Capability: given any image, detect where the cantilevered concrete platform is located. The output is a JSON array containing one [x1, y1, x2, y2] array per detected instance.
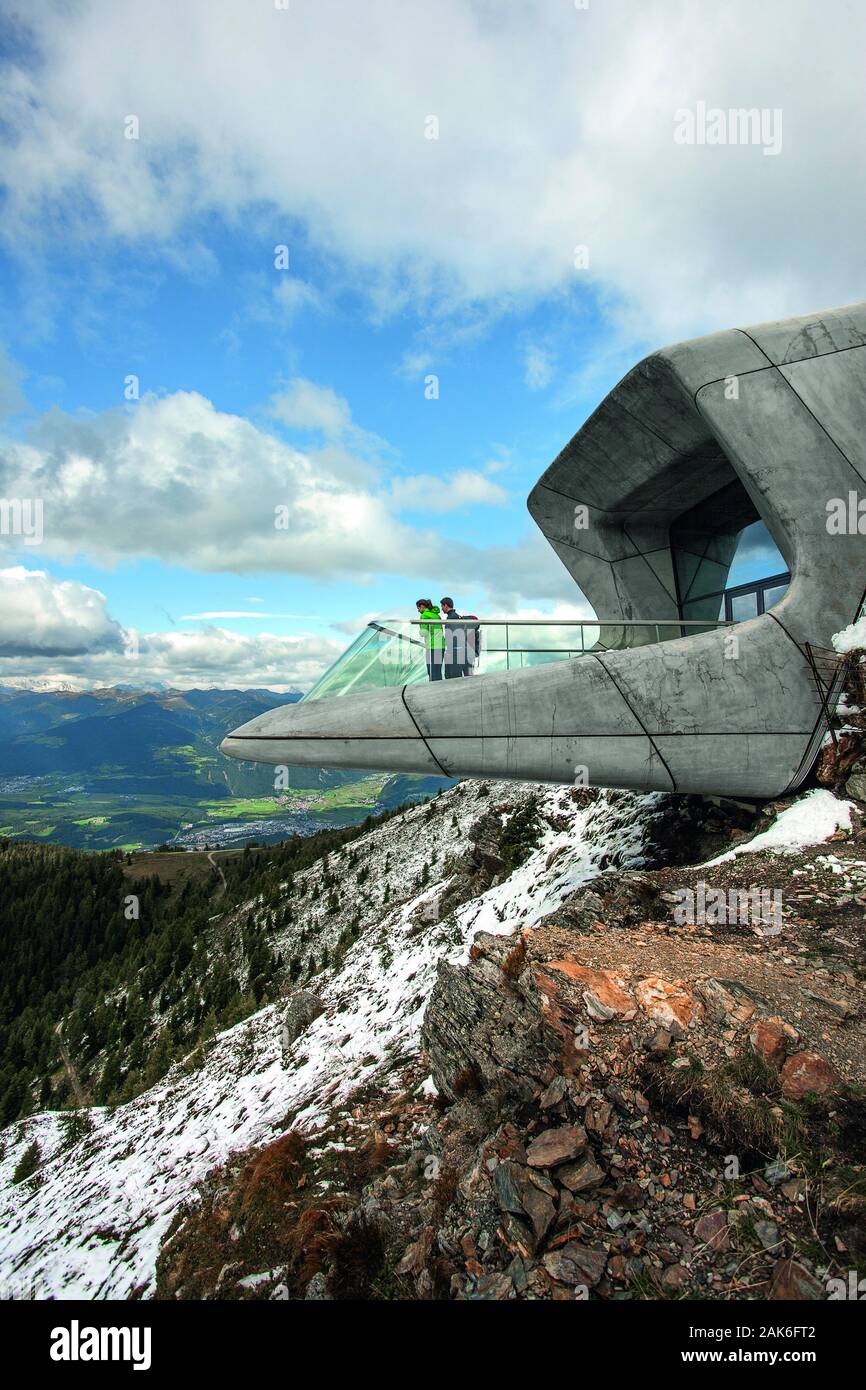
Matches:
[[222, 302, 866, 798]]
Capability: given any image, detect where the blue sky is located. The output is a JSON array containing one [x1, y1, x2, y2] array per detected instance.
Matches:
[[0, 0, 861, 689]]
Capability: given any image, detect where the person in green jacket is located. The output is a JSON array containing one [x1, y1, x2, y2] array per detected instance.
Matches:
[[415, 598, 445, 680]]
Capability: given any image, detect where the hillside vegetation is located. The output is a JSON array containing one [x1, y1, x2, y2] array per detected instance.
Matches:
[[0, 804, 413, 1125]]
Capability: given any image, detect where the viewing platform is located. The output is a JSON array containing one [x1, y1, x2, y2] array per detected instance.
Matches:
[[303, 617, 733, 702]]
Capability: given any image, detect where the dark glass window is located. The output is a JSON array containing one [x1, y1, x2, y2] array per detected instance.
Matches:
[[730, 590, 759, 622], [723, 572, 791, 622]]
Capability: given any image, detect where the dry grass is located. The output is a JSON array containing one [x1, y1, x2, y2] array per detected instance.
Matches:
[[501, 937, 527, 980]]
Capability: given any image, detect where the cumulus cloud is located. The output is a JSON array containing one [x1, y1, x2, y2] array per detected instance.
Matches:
[[0, 389, 427, 577], [266, 376, 393, 487], [389, 470, 508, 513], [0, 1, 863, 341], [126, 626, 344, 690], [0, 565, 123, 656], [0, 389, 548, 604], [0, 567, 345, 688]]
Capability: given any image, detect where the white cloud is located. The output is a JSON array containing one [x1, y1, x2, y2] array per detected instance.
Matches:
[[266, 376, 393, 488], [0, 1, 863, 341], [128, 626, 343, 690], [0, 389, 419, 577], [0, 568, 345, 688], [390, 470, 508, 513], [0, 566, 122, 657], [272, 277, 322, 318], [179, 611, 319, 620], [0, 390, 565, 608], [524, 344, 555, 391], [268, 378, 353, 436]]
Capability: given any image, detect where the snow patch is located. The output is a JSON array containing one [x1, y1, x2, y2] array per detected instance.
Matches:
[[701, 789, 855, 867], [833, 615, 866, 655]]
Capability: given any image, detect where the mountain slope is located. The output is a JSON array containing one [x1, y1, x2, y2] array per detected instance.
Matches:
[[0, 780, 668, 1298], [1, 768, 863, 1301]]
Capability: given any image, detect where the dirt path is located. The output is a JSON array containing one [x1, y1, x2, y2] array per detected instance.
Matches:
[[54, 1021, 88, 1108], [208, 851, 227, 896]]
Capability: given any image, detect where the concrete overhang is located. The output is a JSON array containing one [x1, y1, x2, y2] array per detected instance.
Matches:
[[223, 302, 866, 798]]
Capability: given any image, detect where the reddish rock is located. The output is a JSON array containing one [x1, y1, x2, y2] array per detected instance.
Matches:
[[585, 1100, 614, 1136], [546, 960, 634, 1017], [526, 1124, 588, 1168], [749, 1017, 797, 1069], [557, 1157, 606, 1193], [545, 845, 568, 870], [396, 1227, 433, 1276], [780, 1050, 838, 1101], [542, 1242, 607, 1287], [616, 1181, 644, 1211], [695, 1210, 730, 1251], [661, 1263, 690, 1291], [635, 976, 704, 1033], [471, 1270, 514, 1300], [815, 731, 860, 787]]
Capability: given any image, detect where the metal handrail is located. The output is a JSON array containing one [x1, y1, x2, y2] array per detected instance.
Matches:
[[384, 618, 732, 627], [369, 620, 425, 648]]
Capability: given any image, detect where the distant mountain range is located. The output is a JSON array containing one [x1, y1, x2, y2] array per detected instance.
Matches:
[[0, 686, 304, 791], [0, 687, 451, 848]]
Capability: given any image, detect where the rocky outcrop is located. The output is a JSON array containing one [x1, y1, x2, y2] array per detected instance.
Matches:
[[409, 884, 865, 1300], [152, 777, 866, 1303], [816, 647, 866, 802], [279, 990, 324, 1062]]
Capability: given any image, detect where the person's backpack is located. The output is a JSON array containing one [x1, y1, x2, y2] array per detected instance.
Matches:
[[457, 613, 481, 664]]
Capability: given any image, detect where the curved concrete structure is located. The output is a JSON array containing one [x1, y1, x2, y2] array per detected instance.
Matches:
[[222, 302, 866, 798]]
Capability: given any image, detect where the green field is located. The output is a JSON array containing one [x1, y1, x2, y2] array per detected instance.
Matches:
[[0, 773, 392, 850]]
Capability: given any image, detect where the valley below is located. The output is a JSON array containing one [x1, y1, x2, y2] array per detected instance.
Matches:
[[0, 687, 449, 850], [0, 770, 405, 850]]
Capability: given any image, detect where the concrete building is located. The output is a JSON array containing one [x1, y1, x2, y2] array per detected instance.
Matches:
[[222, 302, 866, 798]]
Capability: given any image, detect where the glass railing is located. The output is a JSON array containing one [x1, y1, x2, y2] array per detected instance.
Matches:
[[302, 617, 731, 703]]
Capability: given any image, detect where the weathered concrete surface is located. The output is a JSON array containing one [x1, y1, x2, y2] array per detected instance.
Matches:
[[223, 302, 866, 798]]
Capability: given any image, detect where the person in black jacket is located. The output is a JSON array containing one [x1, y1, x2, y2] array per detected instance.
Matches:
[[440, 597, 476, 678]]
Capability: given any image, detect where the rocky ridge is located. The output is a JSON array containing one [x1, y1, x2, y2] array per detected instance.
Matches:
[[157, 788, 866, 1301]]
